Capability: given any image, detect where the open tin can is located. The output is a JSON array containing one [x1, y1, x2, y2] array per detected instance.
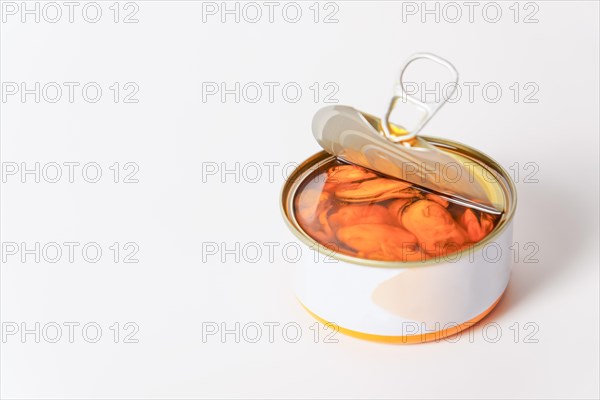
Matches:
[[280, 54, 517, 343]]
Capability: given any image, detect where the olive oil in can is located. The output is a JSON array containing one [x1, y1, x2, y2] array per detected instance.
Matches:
[[280, 54, 517, 343]]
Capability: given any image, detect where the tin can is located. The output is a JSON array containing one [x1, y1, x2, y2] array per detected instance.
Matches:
[[281, 136, 517, 344]]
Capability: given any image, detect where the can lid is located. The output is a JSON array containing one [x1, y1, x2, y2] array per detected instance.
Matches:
[[312, 53, 500, 214]]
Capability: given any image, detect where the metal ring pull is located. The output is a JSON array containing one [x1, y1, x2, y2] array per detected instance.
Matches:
[[383, 53, 459, 143]]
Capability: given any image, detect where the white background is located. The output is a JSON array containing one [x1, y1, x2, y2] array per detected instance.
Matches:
[[1, 1, 599, 399]]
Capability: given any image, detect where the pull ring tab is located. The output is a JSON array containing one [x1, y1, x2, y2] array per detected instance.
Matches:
[[383, 53, 459, 143]]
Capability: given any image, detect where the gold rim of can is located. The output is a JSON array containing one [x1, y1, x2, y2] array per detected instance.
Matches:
[[280, 135, 518, 269]]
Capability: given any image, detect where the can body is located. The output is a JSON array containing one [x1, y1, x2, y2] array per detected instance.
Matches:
[[281, 139, 517, 343]]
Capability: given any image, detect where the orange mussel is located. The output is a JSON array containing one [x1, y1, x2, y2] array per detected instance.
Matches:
[[401, 200, 466, 256], [328, 204, 394, 231], [459, 208, 496, 242]]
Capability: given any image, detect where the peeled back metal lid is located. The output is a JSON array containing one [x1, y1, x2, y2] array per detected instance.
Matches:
[[312, 53, 500, 215]]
